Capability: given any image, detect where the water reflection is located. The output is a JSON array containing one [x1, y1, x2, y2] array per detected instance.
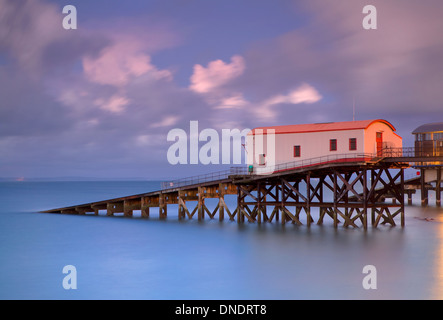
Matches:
[[429, 206, 443, 299]]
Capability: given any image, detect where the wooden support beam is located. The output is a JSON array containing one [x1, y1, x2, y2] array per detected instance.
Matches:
[[189, 204, 198, 219], [282, 178, 307, 203], [241, 207, 255, 223], [141, 197, 150, 218], [219, 197, 235, 220], [123, 200, 133, 217], [198, 187, 205, 221], [335, 208, 359, 228], [106, 202, 124, 216], [406, 190, 414, 205], [91, 204, 106, 215], [336, 171, 364, 202], [384, 169, 403, 203], [237, 186, 242, 224], [281, 207, 302, 226], [159, 193, 167, 219], [372, 207, 397, 227], [318, 207, 340, 225], [362, 168, 368, 230], [280, 179, 285, 225], [400, 168, 405, 227], [219, 183, 226, 221], [309, 176, 323, 203], [257, 182, 262, 224], [163, 193, 178, 205], [202, 203, 216, 219], [178, 191, 186, 220], [333, 171, 338, 228], [267, 206, 276, 222], [380, 207, 396, 226], [75, 207, 88, 215], [437, 167, 442, 207], [420, 168, 428, 207], [306, 173, 311, 227], [61, 209, 77, 214], [238, 184, 258, 202], [261, 185, 268, 221], [106, 203, 114, 216], [262, 184, 278, 202]]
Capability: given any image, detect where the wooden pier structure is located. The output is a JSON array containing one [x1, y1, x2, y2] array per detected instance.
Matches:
[[41, 148, 443, 229]]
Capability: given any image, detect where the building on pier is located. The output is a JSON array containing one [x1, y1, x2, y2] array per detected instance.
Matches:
[[412, 122, 443, 161], [247, 119, 402, 172], [412, 122, 443, 206]]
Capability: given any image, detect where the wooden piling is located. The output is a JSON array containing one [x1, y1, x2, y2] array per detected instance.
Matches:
[[421, 169, 428, 206], [141, 197, 150, 218], [437, 167, 442, 207]]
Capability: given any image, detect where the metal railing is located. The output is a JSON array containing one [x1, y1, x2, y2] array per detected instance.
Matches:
[[252, 153, 374, 175], [160, 147, 443, 190], [379, 147, 443, 158], [161, 153, 374, 190], [161, 166, 248, 190]]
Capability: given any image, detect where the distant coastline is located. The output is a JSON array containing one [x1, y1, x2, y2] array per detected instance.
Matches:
[[0, 177, 162, 182]]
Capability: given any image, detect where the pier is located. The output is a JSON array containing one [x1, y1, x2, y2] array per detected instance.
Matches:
[[41, 147, 443, 229]]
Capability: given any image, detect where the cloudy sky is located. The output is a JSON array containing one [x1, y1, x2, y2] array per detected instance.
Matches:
[[1, 0, 442, 180]]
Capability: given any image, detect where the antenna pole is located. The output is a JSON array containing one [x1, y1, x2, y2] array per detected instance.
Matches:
[[353, 96, 355, 121]]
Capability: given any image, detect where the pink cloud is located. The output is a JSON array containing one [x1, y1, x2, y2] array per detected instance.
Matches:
[[189, 55, 245, 94], [150, 115, 179, 128], [82, 37, 172, 87], [214, 94, 249, 109], [255, 83, 322, 121], [94, 94, 130, 113]]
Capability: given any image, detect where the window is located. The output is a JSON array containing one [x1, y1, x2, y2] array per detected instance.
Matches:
[[418, 133, 432, 141], [294, 145, 301, 157], [258, 154, 266, 165], [330, 139, 337, 151], [349, 138, 357, 151], [435, 132, 443, 141]]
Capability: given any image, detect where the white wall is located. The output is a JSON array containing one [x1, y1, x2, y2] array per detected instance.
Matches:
[[248, 129, 365, 168], [248, 121, 403, 170], [274, 129, 365, 164]]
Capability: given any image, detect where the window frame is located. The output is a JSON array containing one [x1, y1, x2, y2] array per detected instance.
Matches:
[[294, 145, 301, 157], [349, 138, 357, 151], [329, 139, 337, 151]]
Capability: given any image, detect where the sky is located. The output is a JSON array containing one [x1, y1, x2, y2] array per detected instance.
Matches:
[[0, 0, 442, 180]]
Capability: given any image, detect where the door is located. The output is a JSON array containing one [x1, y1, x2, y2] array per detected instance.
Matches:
[[376, 132, 383, 156]]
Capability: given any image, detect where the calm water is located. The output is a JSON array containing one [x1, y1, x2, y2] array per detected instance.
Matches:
[[1, 180, 443, 300]]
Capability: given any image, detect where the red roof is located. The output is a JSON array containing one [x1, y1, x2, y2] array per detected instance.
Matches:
[[249, 119, 396, 135]]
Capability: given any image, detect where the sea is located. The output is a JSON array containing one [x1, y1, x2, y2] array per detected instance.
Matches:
[[1, 180, 443, 300]]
